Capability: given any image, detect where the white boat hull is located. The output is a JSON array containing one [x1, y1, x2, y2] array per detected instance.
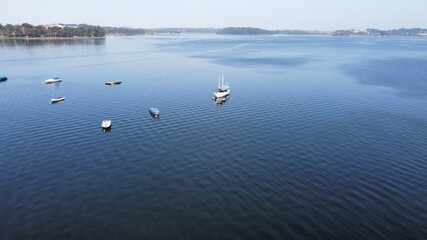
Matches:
[[102, 120, 112, 129], [43, 79, 62, 84], [214, 89, 230, 98], [50, 97, 65, 103]]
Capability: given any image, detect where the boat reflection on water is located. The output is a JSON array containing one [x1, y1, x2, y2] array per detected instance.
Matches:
[[214, 96, 228, 105], [213, 96, 229, 111], [102, 128, 111, 133], [43, 82, 61, 88]]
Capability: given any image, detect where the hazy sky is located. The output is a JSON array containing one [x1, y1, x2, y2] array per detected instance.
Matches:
[[1, 0, 426, 30]]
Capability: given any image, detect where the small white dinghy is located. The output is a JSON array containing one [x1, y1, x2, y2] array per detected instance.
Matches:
[[149, 107, 160, 118], [102, 120, 112, 129], [50, 97, 65, 104], [43, 77, 62, 84]]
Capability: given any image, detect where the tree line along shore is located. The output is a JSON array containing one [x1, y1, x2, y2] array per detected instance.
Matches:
[[1, 24, 426, 38], [0, 23, 105, 39]]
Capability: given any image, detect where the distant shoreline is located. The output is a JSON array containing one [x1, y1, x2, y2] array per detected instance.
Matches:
[[2, 23, 426, 37], [0, 36, 105, 40]]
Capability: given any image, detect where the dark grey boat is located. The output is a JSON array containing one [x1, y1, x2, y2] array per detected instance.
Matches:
[[149, 107, 160, 118]]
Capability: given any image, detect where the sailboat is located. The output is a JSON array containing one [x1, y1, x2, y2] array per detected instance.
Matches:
[[213, 75, 230, 99]]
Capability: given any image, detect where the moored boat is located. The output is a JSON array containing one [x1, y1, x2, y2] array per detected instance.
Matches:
[[50, 97, 65, 104], [102, 120, 112, 129], [149, 107, 160, 118], [105, 81, 122, 85], [43, 77, 62, 84], [213, 75, 229, 99]]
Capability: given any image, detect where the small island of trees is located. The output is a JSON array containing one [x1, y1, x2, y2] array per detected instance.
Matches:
[[217, 27, 273, 35], [0, 23, 105, 38]]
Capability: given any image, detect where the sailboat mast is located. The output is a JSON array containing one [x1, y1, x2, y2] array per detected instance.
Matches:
[[221, 75, 224, 87]]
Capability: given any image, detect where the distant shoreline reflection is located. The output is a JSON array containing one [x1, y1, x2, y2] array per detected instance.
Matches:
[[0, 38, 106, 47]]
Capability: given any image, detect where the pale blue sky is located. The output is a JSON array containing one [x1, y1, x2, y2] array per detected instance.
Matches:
[[1, 0, 426, 30]]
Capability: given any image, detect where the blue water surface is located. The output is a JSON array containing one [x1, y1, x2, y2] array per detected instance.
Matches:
[[0, 35, 426, 239]]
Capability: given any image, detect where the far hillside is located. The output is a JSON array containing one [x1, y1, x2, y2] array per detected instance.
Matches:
[[217, 27, 273, 35]]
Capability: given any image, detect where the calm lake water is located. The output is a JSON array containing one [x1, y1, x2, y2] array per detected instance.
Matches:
[[0, 35, 426, 239]]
